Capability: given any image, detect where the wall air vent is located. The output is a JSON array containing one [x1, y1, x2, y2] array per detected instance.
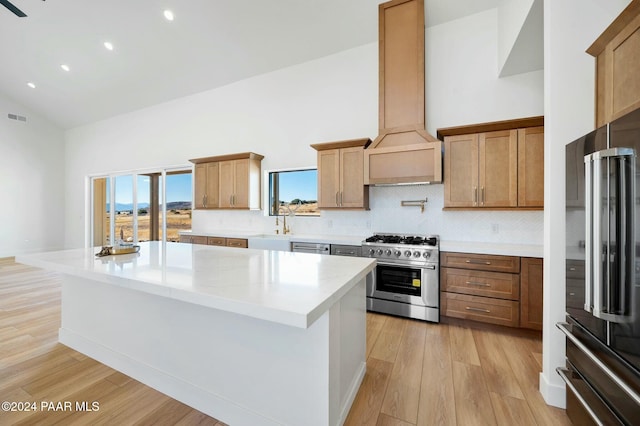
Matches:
[[7, 113, 27, 122]]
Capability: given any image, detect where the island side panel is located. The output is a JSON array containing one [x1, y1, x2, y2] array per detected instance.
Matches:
[[58, 274, 366, 426]]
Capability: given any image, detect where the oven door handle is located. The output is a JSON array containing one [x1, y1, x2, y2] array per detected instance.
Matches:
[[425, 265, 436, 270]]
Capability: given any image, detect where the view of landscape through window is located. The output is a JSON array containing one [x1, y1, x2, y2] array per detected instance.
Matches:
[[269, 169, 319, 216], [98, 171, 192, 245]]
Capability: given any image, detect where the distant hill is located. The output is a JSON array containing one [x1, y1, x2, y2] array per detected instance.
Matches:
[[107, 201, 191, 212]]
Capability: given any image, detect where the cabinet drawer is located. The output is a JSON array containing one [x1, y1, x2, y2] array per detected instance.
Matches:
[[566, 260, 584, 279], [440, 252, 520, 273], [441, 267, 519, 300], [190, 236, 207, 245], [441, 292, 519, 327], [226, 238, 248, 248], [207, 237, 226, 246]]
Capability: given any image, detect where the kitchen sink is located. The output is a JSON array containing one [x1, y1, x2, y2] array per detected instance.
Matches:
[[247, 234, 292, 251]]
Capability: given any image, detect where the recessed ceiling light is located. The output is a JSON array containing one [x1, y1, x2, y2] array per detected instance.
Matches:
[[27, 82, 36, 89], [163, 10, 174, 21], [61, 64, 70, 72], [104, 41, 114, 51]]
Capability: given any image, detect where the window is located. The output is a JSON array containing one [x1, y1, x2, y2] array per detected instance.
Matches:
[[91, 168, 192, 246], [268, 169, 319, 216]]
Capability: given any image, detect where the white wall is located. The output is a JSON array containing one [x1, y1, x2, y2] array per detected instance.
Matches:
[[541, 0, 631, 408], [65, 8, 544, 249], [0, 93, 65, 257]]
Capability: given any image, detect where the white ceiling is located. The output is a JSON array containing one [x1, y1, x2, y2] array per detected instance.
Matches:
[[0, 0, 499, 129]]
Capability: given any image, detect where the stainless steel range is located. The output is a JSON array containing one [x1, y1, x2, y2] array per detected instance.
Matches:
[[362, 233, 439, 322]]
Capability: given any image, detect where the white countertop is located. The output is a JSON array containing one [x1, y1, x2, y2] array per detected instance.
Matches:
[[440, 240, 543, 258], [181, 230, 367, 246], [16, 242, 376, 329]]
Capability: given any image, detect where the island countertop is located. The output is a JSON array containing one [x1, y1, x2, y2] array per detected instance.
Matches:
[[16, 241, 376, 329]]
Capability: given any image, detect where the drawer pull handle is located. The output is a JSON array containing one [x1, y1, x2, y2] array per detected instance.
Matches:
[[569, 267, 576, 271], [465, 306, 490, 313], [466, 281, 490, 287], [466, 259, 491, 265]]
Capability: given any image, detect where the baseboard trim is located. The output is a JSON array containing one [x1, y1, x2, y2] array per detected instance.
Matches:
[[539, 371, 566, 408]]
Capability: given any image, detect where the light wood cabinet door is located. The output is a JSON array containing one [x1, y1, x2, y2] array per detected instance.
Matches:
[[233, 159, 250, 208], [219, 160, 235, 209], [518, 127, 544, 207], [588, 4, 640, 126], [194, 164, 207, 209], [193, 162, 219, 209], [317, 149, 340, 208], [340, 147, 366, 208], [479, 130, 518, 207], [520, 257, 543, 330], [444, 134, 479, 207]]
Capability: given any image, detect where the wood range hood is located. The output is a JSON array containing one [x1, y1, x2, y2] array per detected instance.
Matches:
[[364, 0, 443, 185]]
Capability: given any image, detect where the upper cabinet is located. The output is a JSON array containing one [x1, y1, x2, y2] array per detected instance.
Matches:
[[190, 152, 263, 210], [587, 1, 640, 127], [438, 117, 544, 209], [311, 138, 371, 210], [364, 0, 443, 185]]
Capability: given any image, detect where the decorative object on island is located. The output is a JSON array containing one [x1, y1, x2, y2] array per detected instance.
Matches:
[[438, 116, 544, 209], [189, 152, 263, 210], [587, 0, 640, 127], [363, 0, 443, 185], [311, 138, 371, 210], [440, 251, 543, 329]]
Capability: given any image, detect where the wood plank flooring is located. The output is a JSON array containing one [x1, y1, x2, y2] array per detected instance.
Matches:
[[0, 258, 571, 425]]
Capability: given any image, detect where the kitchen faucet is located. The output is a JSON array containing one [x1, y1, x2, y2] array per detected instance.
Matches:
[[275, 207, 291, 235]]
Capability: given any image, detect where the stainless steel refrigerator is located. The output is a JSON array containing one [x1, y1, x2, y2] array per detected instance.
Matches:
[[562, 107, 640, 424]]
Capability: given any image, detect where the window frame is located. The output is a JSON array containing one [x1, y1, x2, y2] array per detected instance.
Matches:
[[87, 165, 192, 247], [264, 167, 320, 217]]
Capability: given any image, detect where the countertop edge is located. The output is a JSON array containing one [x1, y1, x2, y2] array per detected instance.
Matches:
[[16, 246, 376, 329]]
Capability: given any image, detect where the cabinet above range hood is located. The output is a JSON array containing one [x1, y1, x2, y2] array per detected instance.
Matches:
[[364, 0, 442, 186]]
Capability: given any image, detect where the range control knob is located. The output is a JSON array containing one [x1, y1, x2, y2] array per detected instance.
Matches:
[[394, 250, 402, 257], [404, 250, 412, 258], [377, 249, 384, 255], [413, 251, 421, 258], [369, 249, 375, 256], [385, 249, 392, 256], [423, 252, 431, 259]]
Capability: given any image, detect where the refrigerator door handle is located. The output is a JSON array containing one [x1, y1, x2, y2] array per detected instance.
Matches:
[[557, 322, 640, 406], [584, 151, 602, 312], [585, 148, 636, 322]]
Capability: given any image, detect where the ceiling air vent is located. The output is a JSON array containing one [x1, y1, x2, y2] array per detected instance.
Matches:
[[7, 113, 27, 122]]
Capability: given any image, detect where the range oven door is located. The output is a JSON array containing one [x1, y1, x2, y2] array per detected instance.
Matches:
[[367, 262, 438, 308]]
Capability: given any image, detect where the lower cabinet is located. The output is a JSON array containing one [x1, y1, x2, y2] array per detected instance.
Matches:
[[441, 251, 543, 329], [179, 235, 207, 245], [180, 234, 247, 248], [520, 257, 543, 330]]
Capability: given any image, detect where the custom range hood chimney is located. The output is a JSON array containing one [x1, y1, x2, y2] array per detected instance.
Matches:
[[364, 0, 442, 185]]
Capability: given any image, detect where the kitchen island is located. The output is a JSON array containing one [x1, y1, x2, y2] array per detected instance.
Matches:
[[16, 242, 376, 426]]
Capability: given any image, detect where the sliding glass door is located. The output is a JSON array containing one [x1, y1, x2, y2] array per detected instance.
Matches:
[[90, 168, 192, 247]]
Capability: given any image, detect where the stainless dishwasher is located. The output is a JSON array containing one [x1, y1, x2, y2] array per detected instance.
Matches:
[[291, 242, 330, 254], [330, 244, 362, 257]]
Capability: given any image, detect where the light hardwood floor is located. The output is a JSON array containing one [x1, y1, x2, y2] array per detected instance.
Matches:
[[0, 259, 571, 425]]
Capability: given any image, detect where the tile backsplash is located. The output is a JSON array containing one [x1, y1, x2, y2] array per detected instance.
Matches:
[[192, 184, 543, 245]]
